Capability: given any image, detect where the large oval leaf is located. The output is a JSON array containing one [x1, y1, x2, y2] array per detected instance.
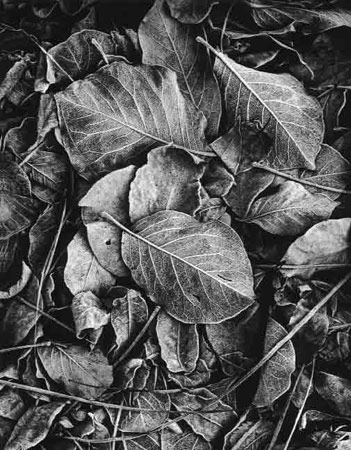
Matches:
[[120, 210, 255, 324], [209, 43, 324, 170], [139, 0, 221, 137], [55, 61, 211, 181]]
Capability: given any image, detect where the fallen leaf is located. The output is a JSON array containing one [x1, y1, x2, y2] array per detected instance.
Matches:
[[139, 0, 221, 137], [161, 427, 211, 449], [55, 61, 211, 181], [156, 310, 199, 373], [224, 419, 274, 450], [121, 210, 255, 324], [111, 288, 149, 357], [212, 45, 324, 170], [38, 344, 113, 400], [206, 304, 261, 377], [72, 291, 110, 345], [171, 388, 235, 442], [28, 203, 62, 277], [315, 372, 351, 417], [280, 218, 351, 279], [166, 0, 218, 23], [241, 180, 338, 236], [0, 388, 25, 421], [129, 146, 205, 224], [0, 235, 18, 274], [0, 158, 36, 239], [0, 262, 32, 300], [64, 229, 116, 296], [202, 159, 235, 198], [4, 402, 65, 450], [254, 317, 296, 407]]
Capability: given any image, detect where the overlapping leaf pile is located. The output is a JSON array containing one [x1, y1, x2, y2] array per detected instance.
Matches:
[[1, 0, 351, 448]]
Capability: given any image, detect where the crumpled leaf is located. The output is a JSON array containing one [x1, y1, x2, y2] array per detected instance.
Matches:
[[47, 30, 126, 86], [201, 159, 235, 198], [38, 344, 113, 400], [129, 146, 205, 224], [139, 0, 221, 137], [0, 158, 36, 239], [171, 388, 235, 442], [166, 0, 218, 24], [280, 218, 351, 279], [241, 180, 338, 236], [64, 229, 116, 296], [315, 372, 351, 417], [4, 402, 65, 450], [0, 388, 25, 421], [161, 427, 211, 449], [169, 334, 217, 389], [206, 304, 261, 377], [120, 365, 170, 433], [121, 210, 255, 324], [111, 288, 149, 357], [213, 46, 324, 170], [156, 310, 199, 373], [55, 61, 211, 181], [72, 291, 110, 345], [223, 419, 274, 450], [0, 262, 31, 300], [254, 317, 296, 407]]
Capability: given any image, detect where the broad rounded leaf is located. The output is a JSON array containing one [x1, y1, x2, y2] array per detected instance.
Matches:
[[242, 181, 337, 236], [224, 419, 274, 450], [280, 218, 351, 279], [4, 402, 65, 450], [121, 210, 255, 324], [139, 0, 221, 137], [213, 49, 324, 170], [156, 310, 199, 373], [315, 372, 351, 417], [64, 230, 116, 296], [55, 61, 210, 180], [254, 318, 296, 407], [38, 344, 113, 400], [162, 428, 211, 449], [129, 147, 205, 223]]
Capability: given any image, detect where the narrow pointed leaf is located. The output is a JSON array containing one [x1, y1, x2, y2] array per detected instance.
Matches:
[[254, 318, 296, 407], [121, 210, 255, 324]]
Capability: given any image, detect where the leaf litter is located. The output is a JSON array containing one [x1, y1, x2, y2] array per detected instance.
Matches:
[[1, 0, 351, 448]]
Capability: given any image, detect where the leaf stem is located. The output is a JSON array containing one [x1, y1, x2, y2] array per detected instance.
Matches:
[[0, 342, 52, 355], [113, 305, 161, 367], [251, 162, 351, 195], [223, 272, 351, 397]]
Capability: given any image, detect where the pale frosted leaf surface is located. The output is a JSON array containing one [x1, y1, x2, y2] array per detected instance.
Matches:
[[156, 310, 199, 373], [38, 344, 113, 400], [166, 0, 217, 23], [72, 291, 110, 344], [172, 388, 235, 442], [0, 388, 25, 421], [139, 0, 221, 137], [280, 218, 351, 279], [161, 428, 211, 449], [254, 318, 296, 407], [121, 210, 255, 324], [315, 372, 351, 417], [242, 180, 338, 236], [129, 147, 205, 224], [64, 229, 116, 296], [224, 419, 274, 450], [0, 160, 36, 239], [4, 402, 65, 450], [214, 52, 324, 170], [55, 61, 210, 180], [111, 288, 149, 355]]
